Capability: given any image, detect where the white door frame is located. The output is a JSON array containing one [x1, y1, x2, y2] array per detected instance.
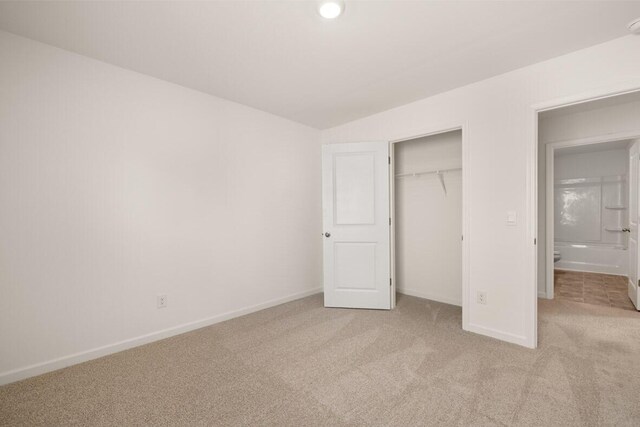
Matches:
[[529, 84, 640, 348], [544, 131, 640, 299], [388, 122, 470, 330]]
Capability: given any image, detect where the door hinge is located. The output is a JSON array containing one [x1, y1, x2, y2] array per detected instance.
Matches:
[[389, 217, 391, 226], [388, 156, 391, 165], [461, 235, 463, 241], [534, 238, 537, 245], [390, 278, 392, 287]]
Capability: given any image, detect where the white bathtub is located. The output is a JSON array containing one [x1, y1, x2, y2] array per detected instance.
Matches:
[[554, 242, 628, 276]]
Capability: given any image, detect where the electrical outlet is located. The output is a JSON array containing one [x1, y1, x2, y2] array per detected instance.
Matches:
[[157, 294, 167, 309], [477, 291, 487, 305]]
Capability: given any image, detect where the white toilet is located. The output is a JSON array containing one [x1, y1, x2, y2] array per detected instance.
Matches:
[[554, 250, 561, 263]]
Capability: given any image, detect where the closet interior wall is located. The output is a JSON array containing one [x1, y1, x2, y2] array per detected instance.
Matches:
[[394, 130, 463, 306]]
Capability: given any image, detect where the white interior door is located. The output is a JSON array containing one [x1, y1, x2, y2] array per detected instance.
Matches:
[[322, 142, 391, 309], [628, 140, 640, 310]]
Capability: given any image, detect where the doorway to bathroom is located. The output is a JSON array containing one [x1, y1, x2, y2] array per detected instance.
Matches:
[[391, 129, 463, 309], [537, 90, 640, 311]]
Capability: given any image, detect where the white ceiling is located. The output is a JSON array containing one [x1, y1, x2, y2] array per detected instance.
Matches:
[[1, 1, 639, 129]]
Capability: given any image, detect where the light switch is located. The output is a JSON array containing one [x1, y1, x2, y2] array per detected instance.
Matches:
[[506, 211, 517, 226]]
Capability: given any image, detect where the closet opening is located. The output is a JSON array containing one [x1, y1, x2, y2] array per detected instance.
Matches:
[[391, 129, 463, 311]]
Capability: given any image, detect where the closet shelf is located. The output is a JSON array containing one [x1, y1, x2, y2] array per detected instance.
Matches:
[[605, 205, 627, 210], [394, 166, 461, 179], [394, 167, 461, 196]]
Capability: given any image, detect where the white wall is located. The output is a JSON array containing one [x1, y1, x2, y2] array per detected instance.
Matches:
[[0, 31, 321, 384], [394, 131, 462, 306], [555, 148, 628, 180], [538, 100, 640, 296], [321, 35, 640, 348], [540, 100, 640, 143]]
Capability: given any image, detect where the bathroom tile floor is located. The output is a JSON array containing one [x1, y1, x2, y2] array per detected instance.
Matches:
[[554, 270, 637, 311]]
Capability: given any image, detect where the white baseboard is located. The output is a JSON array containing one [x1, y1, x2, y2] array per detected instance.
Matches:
[[465, 322, 531, 348], [538, 291, 549, 299], [398, 289, 532, 348], [397, 288, 462, 307], [0, 287, 322, 386]]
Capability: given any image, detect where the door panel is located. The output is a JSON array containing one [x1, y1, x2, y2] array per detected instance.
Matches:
[[322, 142, 391, 309], [334, 153, 376, 224], [334, 243, 377, 290]]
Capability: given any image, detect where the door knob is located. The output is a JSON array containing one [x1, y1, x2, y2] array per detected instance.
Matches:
[[324, 232, 331, 238]]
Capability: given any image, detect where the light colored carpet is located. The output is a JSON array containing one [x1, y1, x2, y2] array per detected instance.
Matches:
[[1, 293, 640, 426]]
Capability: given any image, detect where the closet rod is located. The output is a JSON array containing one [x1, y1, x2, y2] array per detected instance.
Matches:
[[395, 166, 462, 178]]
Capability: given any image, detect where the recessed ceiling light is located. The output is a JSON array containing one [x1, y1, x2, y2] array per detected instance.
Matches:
[[318, 1, 344, 19], [628, 17, 640, 35]]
